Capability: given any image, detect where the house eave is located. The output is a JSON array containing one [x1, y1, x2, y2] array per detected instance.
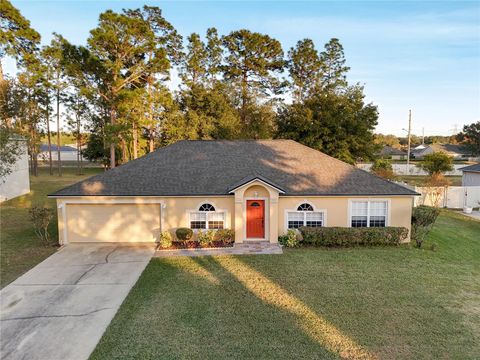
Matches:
[[48, 192, 419, 198]]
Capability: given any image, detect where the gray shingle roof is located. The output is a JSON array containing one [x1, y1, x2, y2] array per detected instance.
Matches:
[[40, 144, 77, 152], [379, 146, 406, 156], [50, 140, 418, 197], [460, 163, 480, 173]]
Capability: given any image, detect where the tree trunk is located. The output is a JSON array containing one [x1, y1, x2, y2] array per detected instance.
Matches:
[[241, 70, 248, 126], [56, 87, 62, 177], [46, 97, 53, 175], [121, 137, 127, 163], [109, 107, 116, 168], [33, 151, 38, 177], [132, 122, 138, 159], [30, 127, 38, 177], [147, 57, 155, 153], [149, 133, 154, 153], [76, 113, 81, 175]]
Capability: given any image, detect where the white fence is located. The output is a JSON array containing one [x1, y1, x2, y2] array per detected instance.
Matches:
[[413, 186, 480, 208], [357, 163, 465, 176]]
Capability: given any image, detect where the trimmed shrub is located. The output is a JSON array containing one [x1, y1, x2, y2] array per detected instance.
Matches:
[[175, 227, 193, 242], [278, 229, 299, 248], [159, 231, 173, 248], [411, 206, 440, 248], [198, 230, 215, 246], [299, 226, 408, 247], [215, 229, 235, 244]]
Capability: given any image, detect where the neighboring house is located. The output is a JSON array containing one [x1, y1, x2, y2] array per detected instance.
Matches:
[[459, 163, 480, 186], [411, 144, 471, 160], [49, 140, 418, 245], [0, 139, 30, 202], [378, 145, 407, 160], [39, 144, 88, 162]]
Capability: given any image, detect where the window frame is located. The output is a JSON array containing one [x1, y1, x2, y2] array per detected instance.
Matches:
[[348, 199, 390, 228], [188, 202, 227, 230], [284, 202, 327, 231]]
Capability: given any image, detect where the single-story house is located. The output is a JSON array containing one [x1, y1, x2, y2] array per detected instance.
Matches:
[[49, 140, 418, 245], [39, 144, 88, 162], [378, 145, 407, 160], [459, 163, 480, 186], [411, 144, 471, 160], [0, 138, 30, 202]]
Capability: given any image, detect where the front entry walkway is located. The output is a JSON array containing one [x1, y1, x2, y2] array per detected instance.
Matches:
[[155, 241, 283, 257], [0, 244, 155, 360]]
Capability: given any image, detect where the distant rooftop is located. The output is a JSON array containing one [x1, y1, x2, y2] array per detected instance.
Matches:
[[459, 163, 480, 173], [40, 144, 77, 152]]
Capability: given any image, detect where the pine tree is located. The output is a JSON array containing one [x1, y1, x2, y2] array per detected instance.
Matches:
[[319, 38, 350, 91], [287, 39, 321, 102], [222, 29, 285, 137]]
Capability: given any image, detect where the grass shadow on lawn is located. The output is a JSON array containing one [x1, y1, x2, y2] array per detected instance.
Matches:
[[90, 211, 480, 360], [238, 211, 480, 359], [91, 255, 347, 360]]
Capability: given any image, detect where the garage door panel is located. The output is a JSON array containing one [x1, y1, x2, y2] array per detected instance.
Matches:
[[66, 204, 160, 243]]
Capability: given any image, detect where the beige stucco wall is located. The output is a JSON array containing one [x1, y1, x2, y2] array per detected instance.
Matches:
[[278, 196, 413, 240], [56, 197, 235, 244], [55, 193, 413, 244]]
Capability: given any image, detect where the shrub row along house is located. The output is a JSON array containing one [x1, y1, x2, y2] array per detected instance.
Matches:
[[49, 140, 418, 244]]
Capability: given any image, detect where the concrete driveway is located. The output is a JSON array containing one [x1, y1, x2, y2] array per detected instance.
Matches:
[[0, 244, 155, 360]]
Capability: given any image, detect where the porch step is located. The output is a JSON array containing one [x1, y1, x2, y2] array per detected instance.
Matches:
[[154, 242, 282, 257], [234, 242, 283, 254]]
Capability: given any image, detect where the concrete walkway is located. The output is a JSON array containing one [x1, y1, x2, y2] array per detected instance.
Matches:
[[155, 241, 283, 257], [461, 210, 480, 221], [0, 244, 155, 360]]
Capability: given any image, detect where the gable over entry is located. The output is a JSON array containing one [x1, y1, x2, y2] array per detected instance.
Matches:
[[230, 177, 281, 244]]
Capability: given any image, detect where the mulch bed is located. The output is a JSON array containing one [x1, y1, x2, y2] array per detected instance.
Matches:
[[158, 241, 234, 250]]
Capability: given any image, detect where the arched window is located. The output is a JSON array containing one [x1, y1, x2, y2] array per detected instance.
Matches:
[[250, 202, 261, 207], [287, 203, 324, 229], [199, 203, 215, 212], [190, 203, 225, 230], [297, 203, 314, 211]]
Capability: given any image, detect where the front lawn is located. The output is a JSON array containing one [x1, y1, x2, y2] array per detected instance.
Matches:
[[91, 210, 480, 359], [0, 167, 102, 287]]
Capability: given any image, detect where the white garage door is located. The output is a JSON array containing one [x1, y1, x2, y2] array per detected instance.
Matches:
[[65, 203, 161, 243]]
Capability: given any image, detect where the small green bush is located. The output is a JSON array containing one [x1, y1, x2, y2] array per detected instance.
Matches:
[[175, 227, 193, 242], [198, 230, 215, 246], [299, 226, 408, 247], [159, 231, 173, 248], [411, 205, 440, 248], [278, 229, 299, 248], [215, 229, 235, 244], [29, 205, 54, 246]]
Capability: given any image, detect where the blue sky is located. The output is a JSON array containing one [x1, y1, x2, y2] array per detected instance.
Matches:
[[6, 0, 480, 136]]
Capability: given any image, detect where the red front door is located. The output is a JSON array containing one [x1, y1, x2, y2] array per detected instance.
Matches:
[[246, 200, 265, 238]]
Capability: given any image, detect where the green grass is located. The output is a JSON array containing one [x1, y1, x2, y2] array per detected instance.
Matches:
[[0, 167, 102, 287], [91, 210, 480, 360]]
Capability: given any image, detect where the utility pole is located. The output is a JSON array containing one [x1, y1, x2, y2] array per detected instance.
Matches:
[[406, 110, 412, 174], [422, 127, 425, 145]]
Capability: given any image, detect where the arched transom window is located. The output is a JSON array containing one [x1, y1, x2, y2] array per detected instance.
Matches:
[[199, 203, 215, 212], [297, 203, 314, 211], [190, 203, 225, 230], [287, 203, 324, 229]]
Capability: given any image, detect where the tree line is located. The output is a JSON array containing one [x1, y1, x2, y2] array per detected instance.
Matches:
[[375, 125, 480, 154], [1, 1, 395, 177]]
